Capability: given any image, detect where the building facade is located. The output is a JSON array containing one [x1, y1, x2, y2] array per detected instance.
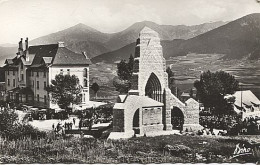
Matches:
[[4, 38, 91, 109]]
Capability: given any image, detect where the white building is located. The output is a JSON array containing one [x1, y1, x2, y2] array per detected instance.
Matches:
[[231, 90, 260, 119], [3, 38, 91, 110]]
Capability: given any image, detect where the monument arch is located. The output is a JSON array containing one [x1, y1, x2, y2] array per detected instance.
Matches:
[[171, 107, 184, 130], [145, 72, 162, 102]]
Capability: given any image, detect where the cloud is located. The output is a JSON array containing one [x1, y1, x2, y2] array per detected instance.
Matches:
[[0, 0, 259, 44]]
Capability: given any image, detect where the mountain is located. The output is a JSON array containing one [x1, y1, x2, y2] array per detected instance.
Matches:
[[165, 13, 260, 60], [29, 21, 226, 59], [106, 21, 227, 50], [0, 46, 17, 66], [30, 23, 111, 58], [93, 13, 260, 63]]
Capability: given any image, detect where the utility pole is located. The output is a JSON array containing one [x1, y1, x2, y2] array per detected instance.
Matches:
[[240, 83, 243, 110]]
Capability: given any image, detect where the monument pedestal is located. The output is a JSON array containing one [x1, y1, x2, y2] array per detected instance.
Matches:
[[183, 124, 203, 132], [164, 124, 173, 131], [108, 130, 135, 140]]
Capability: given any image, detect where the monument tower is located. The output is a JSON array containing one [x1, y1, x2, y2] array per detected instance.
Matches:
[[109, 27, 201, 139]]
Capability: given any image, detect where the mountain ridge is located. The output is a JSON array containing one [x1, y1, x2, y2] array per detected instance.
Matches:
[[28, 20, 227, 58], [92, 13, 260, 63]]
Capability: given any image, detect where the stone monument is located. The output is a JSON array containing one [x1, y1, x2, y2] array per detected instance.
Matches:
[[108, 27, 202, 139]]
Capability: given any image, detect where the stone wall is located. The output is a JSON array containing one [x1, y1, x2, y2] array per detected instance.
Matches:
[[112, 109, 125, 132]]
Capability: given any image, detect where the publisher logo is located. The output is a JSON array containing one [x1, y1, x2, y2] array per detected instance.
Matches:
[[232, 143, 253, 158]]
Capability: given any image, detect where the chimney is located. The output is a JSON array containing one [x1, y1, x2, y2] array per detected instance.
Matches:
[[19, 38, 23, 51], [25, 37, 28, 50], [82, 51, 89, 59], [58, 42, 65, 48]]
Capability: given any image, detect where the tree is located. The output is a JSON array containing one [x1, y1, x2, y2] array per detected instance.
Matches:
[[194, 70, 239, 115], [0, 108, 46, 139], [113, 54, 134, 93], [113, 77, 131, 94], [47, 74, 82, 110], [0, 108, 18, 134], [166, 67, 178, 96], [91, 82, 100, 98]]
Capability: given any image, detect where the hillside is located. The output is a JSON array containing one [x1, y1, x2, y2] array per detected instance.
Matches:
[[106, 21, 227, 50], [27, 21, 226, 59], [166, 13, 260, 60], [93, 13, 260, 63], [30, 23, 111, 58]]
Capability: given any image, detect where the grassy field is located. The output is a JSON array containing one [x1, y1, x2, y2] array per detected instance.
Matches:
[[0, 134, 259, 163]]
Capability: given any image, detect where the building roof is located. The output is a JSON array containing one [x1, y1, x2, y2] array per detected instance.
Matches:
[[29, 44, 58, 67], [4, 43, 92, 69], [185, 98, 199, 105], [114, 95, 164, 110], [5, 59, 13, 65], [181, 92, 190, 97], [233, 90, 260, 107], [52, 47, 91, 66], [42, 57, 53, 64]]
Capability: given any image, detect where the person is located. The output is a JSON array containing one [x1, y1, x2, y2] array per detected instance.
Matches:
[[64, 122, 67, 130], [73, 118, 76, 125], [69, 122, 72, 130], [79, 119, 82, 130]]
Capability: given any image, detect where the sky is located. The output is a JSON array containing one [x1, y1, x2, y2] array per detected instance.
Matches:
[[0, 0, 259, 44]]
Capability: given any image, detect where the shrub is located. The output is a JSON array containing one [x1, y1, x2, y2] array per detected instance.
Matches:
[[0, 108, 46, 140]]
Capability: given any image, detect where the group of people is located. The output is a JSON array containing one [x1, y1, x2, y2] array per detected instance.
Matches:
[[52, 118, 77, 134], [64, 122, 73, 130]]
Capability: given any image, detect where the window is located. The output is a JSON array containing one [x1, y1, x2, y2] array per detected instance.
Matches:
[[60, 69, 63, 75], [21, 63, 23, 69], [37, 81, 39, 90], [67, 69, 70, 75], [36, 71, 39, 77], [44, 95, 47, 104], [44, 82, 46, 90], [31, 71, 34, 76], [13, 79, 15, 87], [7, 79, 10, 86], [37, 94, 39, 102], [7, 70, 9, 75], [21, 74, 24, 81], [13, 71, 15, 76], [43, 71, 46, 77], [32, 80, 34, 88]]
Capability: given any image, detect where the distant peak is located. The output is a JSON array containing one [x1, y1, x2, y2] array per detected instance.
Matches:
[[75, 23, 86, 27], [70, 23, 100, 33]]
